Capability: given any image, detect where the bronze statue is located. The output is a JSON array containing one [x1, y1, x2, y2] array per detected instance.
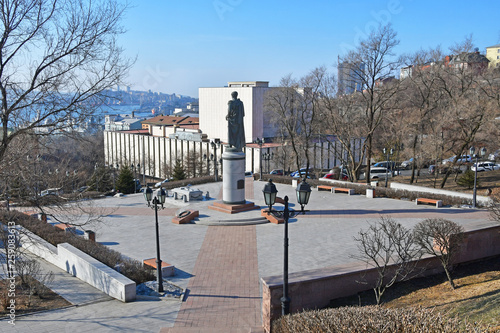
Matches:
[[226, 91, 245, 151]]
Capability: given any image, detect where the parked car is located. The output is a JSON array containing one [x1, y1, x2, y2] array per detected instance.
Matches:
[[322, 173, 348, 180], [442, 155, 472, 165], [270, 169, 283, 176], [373, 161, 397, 170], [400, 158, 414, 170], [428, 165, 436, 174], [292, 171, 315, 179], [290, 167, 314, 178], [245, 171, 253, 177], [471, 161, 500, 172], [364, 167, 392, 180], [40, 188, 63, 196]]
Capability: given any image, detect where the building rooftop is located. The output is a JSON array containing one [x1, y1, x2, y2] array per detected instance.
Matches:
[[141, 115, 199, 127], [227, 81, 269, 88]]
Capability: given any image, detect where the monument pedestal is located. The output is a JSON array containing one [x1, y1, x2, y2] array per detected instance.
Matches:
[[208, 201, 260, 214], [207, 147, 259, 214], [222, 149, 246, 204]]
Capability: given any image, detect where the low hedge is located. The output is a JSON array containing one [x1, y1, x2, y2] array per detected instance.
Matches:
[[272, 306, 485, 333], [1, 210, 155, 284]]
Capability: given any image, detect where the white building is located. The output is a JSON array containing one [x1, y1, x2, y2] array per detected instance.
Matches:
[[104, 80, 361, 182], [105, 114, 145, 131], [199, 81, 274, 144]]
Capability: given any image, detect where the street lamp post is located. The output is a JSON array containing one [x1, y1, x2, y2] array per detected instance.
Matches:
[[210, 140, 220, 181], [262, 178, 311, 315], [470, 147, 487, 208], [383, 148, 394, 188], [144, 186, 167, 293], [255, 138, 264, 180], [262, 151, 273, 174], [94, 163, 99, 192]]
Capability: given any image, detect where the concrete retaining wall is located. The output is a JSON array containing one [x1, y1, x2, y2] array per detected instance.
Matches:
[[18, 226, 136, 302], [261, 225, 500, 332], [390, 182, 492, 206], [58, 244, 136, 302]]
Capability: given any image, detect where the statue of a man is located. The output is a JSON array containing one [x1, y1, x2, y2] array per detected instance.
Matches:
[[226, 91, 245, 151]]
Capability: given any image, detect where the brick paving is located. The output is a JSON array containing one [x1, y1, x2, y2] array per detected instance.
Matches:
[[162, 225, 262, 332], [5, 180, 494, 333], [160, 178, 263, 333]]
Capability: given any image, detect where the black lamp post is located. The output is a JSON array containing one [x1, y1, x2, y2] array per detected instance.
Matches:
[[383, 148, 394, 188], [255, 138, 264, 180], [262, 151, 273, 174], [144, 186, 167, 292], [94, 163, 99, 192], [262, 179, 277, 214], [470, 146, 486, 208], [262, 178, 311, 315], [210, 140, 220, 181]]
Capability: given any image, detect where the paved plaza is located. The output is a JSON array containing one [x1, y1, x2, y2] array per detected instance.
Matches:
[[1, 179, 494, 332]]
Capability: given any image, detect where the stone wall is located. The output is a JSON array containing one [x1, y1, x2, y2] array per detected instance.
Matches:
[[19, 226, 136, 302], [390, 182, 492, 206], [260, 224, 500, 332]]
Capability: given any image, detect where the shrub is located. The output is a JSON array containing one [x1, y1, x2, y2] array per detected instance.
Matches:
[[272, 306, 485, 333], [456, 169, 476, 189], [115, 166, 135, 194], [0, 211, 154, 284]]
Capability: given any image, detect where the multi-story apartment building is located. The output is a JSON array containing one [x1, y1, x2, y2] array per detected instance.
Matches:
[[337, 61, 365, 95], [486, 44, 500, 68]]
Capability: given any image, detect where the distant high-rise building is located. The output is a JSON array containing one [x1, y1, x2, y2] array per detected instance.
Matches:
[[337, 60, 364, 95]]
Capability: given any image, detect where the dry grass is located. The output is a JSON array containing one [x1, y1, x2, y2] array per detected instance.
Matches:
[[329, 256, 500, 331], [0, 277, 71, 316]]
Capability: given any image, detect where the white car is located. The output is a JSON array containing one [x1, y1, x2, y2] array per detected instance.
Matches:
[[364, 167, 392, 179], [471, 162, 500, 172]]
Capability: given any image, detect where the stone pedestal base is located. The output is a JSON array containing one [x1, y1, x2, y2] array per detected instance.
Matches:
[[208, 201, 260, 214], [222, 149, 246, 204]]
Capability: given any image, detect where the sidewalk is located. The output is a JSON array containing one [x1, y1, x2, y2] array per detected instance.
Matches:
[[1, 179, 493, 332]]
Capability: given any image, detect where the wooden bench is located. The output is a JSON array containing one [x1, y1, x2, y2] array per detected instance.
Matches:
[[317, 185, 334, 191], [416, 198, 442, 208], [333, 187, 355, 195], [171, 210, 199, 224], [54, 223, 76, 233], [143, 258, 175, 277], [261, 209, 284, 224]]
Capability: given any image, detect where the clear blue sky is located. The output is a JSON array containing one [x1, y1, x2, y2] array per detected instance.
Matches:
[[119, 0, 500, 97]]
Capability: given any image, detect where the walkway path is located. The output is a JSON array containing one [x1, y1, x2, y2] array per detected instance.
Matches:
[[162, 178, 263, 333], [2, 180, 494, 332]]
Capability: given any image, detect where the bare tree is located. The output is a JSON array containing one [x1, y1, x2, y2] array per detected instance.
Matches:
[[0, 0, 132, 164], [398, 47, 445, 184], [265, 68, 325, 177], [352, 216, 420, 304], [335, 24, 401, 183], [15, 254, 54, 306], [413, 218, 465, 289], [319, 73, 368, 181]]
